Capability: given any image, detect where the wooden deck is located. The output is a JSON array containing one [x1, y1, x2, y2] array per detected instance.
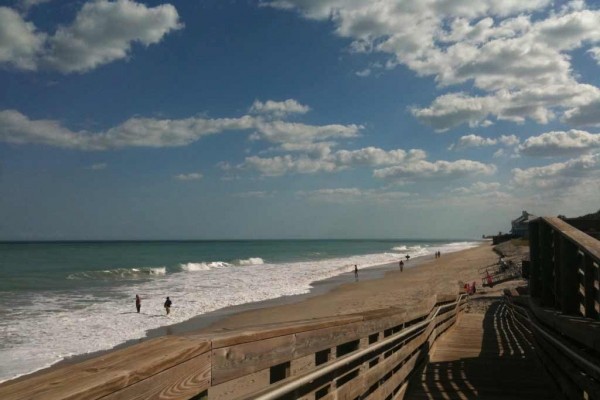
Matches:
[[405, 300, 560, 400]]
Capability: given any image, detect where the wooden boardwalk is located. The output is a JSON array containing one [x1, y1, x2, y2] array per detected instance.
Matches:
[[405, 300, 560, 399]]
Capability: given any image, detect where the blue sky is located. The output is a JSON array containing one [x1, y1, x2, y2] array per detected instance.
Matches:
[[1, 0, 599, 240]]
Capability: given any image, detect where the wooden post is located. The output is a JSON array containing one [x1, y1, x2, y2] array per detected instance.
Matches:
[[554, 230, 562, 311], [559, 238, 580, 316], [540, 222, 555, 307], [583, 255, 599, 320], [529, 220, 541, 298]]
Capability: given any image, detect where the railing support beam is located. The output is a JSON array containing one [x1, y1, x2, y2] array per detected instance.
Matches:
[[559, 237, 580, 316]]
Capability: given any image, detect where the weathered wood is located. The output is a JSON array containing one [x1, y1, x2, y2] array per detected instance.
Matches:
[[540, 222, 556, 307], [0, 337, 210, 400], [528, 299, 600, 353], [211, 334, 295, 385], [535, 329, 600, 399], [559, 237, 581, 315], [584, 256, 599, 319], [102, 351, 211, 400], [208, 369, 269, 400], [207, 315, 364, 349], [543, 217, 600, 262], [405, 309, 561, 400], [368, 350, 421, 400], [530, 220, 542, 298]]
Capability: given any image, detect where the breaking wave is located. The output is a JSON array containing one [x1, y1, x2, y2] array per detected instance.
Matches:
[[67, 267, 166, 280]]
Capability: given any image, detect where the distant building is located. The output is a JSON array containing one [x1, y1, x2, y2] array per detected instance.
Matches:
[[511, 211, 536, 238]]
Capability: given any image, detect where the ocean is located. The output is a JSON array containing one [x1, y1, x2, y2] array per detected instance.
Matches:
[[0, 239, 480, 383]]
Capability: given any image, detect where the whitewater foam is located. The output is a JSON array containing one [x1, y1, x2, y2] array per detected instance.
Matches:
[[236, 257, 264, 266], [0, 240, 480, 383]]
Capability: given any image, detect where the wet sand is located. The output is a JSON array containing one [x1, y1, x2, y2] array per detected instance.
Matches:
[[191, 241, 498, 333], [5, 241, 498, 384]]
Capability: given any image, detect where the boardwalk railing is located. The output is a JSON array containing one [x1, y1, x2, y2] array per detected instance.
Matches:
[[0, 294, 467, 400], [529, 217, 600, 319], [504, 294, 600, 399]]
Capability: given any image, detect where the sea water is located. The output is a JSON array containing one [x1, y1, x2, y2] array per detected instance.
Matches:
[[0, 239, 480, 383]]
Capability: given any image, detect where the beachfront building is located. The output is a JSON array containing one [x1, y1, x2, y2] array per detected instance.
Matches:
[[511, 210, 536, 238]]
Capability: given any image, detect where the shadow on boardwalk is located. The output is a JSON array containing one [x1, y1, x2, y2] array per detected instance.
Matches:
[[405, 300, 560, 399]]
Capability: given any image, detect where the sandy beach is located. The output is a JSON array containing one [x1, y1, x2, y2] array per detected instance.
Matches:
[[2, 241, 504, 385], [192, 241, 499, 334]]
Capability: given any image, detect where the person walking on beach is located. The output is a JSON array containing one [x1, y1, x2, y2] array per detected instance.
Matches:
[[399, 260, 404, 272], [164, 296, 172, 315], [354, 265, 358, 280], [135, 294, 141, 313]]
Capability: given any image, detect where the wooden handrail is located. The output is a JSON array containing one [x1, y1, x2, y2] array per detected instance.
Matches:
[[0, 294, 466, 400], [504, 296, 600, 398], [539, 217, 600, 262], [252, 296, 466, 400]]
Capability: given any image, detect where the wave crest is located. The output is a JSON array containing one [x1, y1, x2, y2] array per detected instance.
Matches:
[[236, 257, 264, 266], [67, 267, 166, 280], [179, 262, 231, 272]]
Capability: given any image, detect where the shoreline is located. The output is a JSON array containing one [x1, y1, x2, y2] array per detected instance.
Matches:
[[2, 242, 486, 384]]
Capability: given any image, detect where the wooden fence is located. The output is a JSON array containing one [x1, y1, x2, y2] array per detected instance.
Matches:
[[529, 216, 600, 319], [0, 294, 467, 400], [505, 294, 600, 399]]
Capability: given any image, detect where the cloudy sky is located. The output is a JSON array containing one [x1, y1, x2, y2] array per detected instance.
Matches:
[[1, 0, 599, 240]]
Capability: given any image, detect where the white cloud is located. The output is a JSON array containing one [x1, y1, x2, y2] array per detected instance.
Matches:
[[244, 155, 339, 176], [0, 110, 256, 150], [174, 172, 203, 181], [588, 46, 600, 65], [17, 0, 52, 12], [233, 191, 274, 198], [373, 159, 496, 182], [563, 99, 600, 127], [0, 7, 45, 70], [518, 130, 600, 157], [451, 181, 501, 194], [0, 1, 182, 73], [87, 163, 107, 170], [333, 147, 426, 166], [253, 119, 362, 146], [241, 146, 427, 176], [249, 99, 310, 117], [499, 134, 520, 146], [448, 134, 497, 150], [0, 100, 361, 151], [263, 1, 600, 130], [512, 153, 600, 188], [412, 83, 600, 130], [296, 187, 412, 203]]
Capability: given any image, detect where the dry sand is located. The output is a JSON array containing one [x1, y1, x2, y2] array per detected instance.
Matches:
[[196, 242, 500, 333], [2, 241, 514, 385]]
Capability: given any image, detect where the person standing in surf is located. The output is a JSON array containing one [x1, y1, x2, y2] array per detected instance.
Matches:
[[164, 297, 172, 315], [135, 294, 141, 313]]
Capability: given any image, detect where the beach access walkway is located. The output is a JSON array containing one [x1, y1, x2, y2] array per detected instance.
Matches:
[[405, 298, 559, 399]]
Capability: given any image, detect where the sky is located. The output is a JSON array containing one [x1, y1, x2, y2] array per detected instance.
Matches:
[[1, 0, 599, 240]]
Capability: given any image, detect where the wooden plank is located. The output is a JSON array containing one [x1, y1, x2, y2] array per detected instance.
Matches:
[[102, 351, 211, 400], [528, 299, 600, 352], [368, 350, 421, 400], [207, 315, 364, 348], [543, 217, 600, 262], [209, 369, 269, 400], [0, 337, 210, 400], [211, 334, 295, 385]]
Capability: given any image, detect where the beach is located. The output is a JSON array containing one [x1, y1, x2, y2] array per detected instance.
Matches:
[[0, 240, 500, 385], [191, 241, 499, 334], [1, 239, 482, 383]]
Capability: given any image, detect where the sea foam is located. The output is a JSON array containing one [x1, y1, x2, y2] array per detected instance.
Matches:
[[0, 240, 480, 384]]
